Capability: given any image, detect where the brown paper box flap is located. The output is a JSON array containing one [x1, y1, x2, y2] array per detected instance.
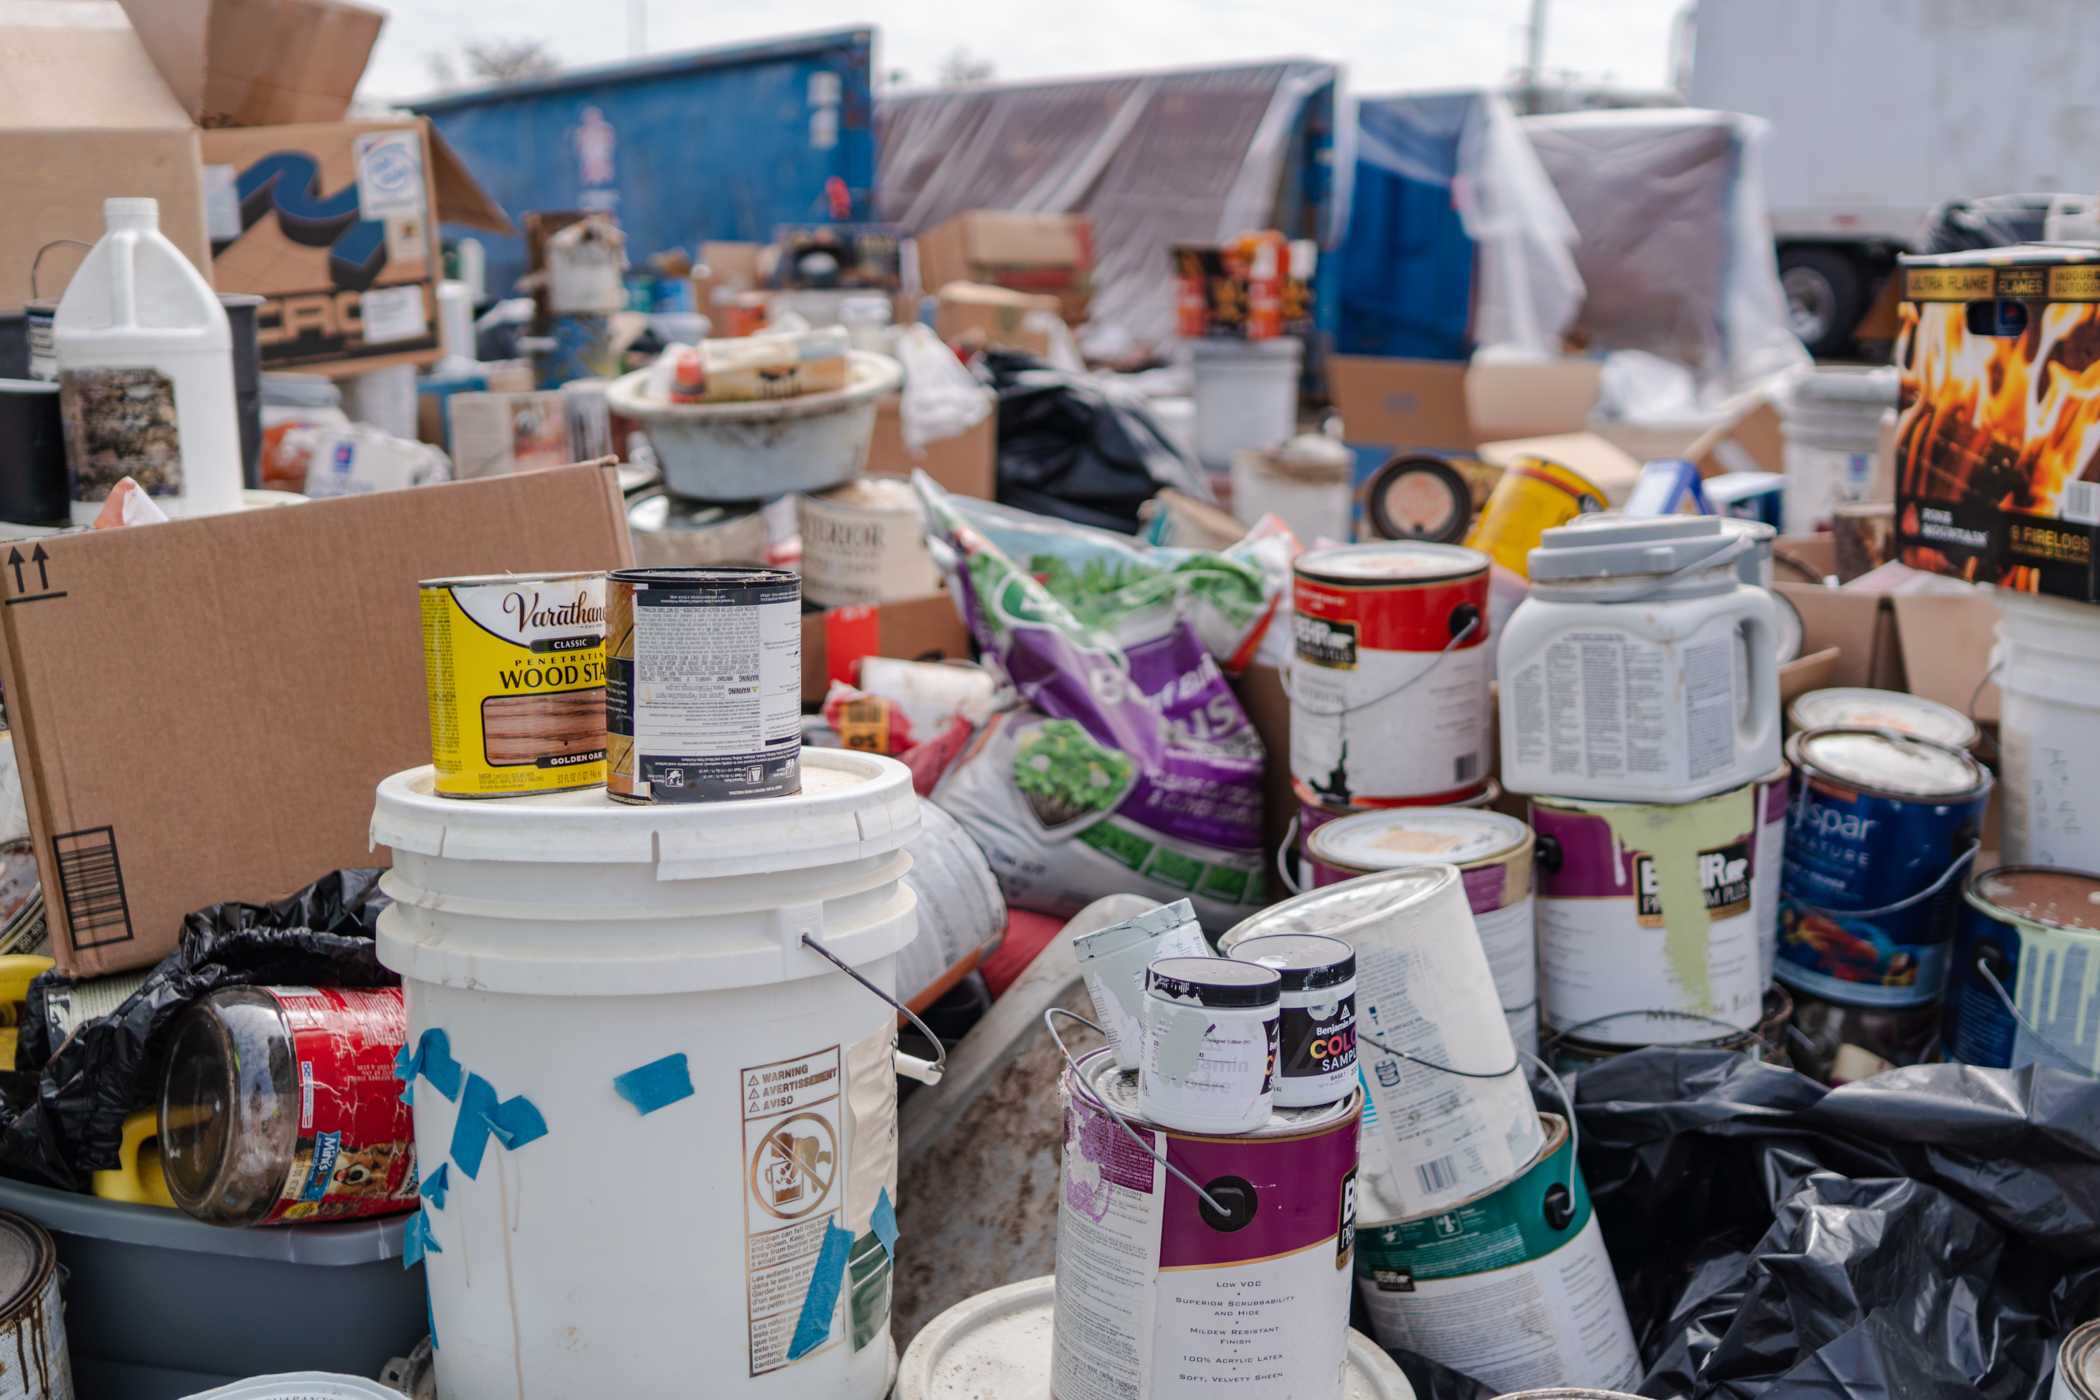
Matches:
[[0, 3, 195, 129], [1477, 431, 1643, 505], [954, 211, 1091, 267], [1330, 356, 1473, 451], [1466, 358, 1601, 442], [1890, 593, 2001, 725], [117, 0, 384, 128], [428, 123, 513, 234]]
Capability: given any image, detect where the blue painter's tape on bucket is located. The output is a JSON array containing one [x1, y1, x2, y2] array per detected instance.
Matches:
[[451, 1074, 550, 1179], [871, 1187, 898, 1262], [404, 1208, 442, 1269], [614, 1053, 695, 1115], [423, 1162, 450, 1211], [395, 1028, 464, 1102], [786, 1221, 853, 1361]]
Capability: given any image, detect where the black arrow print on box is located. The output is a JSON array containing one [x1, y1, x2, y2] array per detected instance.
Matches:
[[5, 544, 63, 606], [6, 548, 21, 593], [31, 544, 47, 591]]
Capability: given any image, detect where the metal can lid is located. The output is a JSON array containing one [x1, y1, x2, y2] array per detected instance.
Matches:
[[2064, 1318, 2100, 1397], [0, 1214, 52, 1322], [1967, 865, 2100, 934], [1146, 956, 1280, 1008], [1295, 540, 1488, 585], [1229, 933, 1356, 991], [1220, 866, 1459, 949], [608, 565, 798, 587], [1308, 806, 1529, 875], [1072, 900, 1199, 963], [1793, 727, 1986, 798], [1077, 1047, 1355, 1138], [1789, 687, 1978, 749], [419, 570, 602, 589]]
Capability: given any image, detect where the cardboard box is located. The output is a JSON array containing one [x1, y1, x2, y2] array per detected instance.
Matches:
[[1329, 355, 1602, 458], [1476, 432, 1644, 506], [801, 595, 973, 705], [0, 464, 632, 976], [116, 0, 383, 128], [916, 211, 1094, 324], [447, 390, 570, 479], [691, 240, 767, 318], [866, 393, 997, 500], [1687, 399, 1786, 480], [936, 283, 1059, 358]]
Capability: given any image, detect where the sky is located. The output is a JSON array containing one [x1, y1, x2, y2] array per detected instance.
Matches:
[[359, 0, 1690, 104]]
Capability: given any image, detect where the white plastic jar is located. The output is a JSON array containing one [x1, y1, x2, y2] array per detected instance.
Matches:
[[1498, 515, 1783, 803], [1139, 956, 1280, 1133], [1230, 932, 1357, 1107]]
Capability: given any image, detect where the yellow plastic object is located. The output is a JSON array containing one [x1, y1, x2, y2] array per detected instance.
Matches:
[[1464, 454, 1608, 577], [90, 1109, 177, 1210], [0, 954, 53, 1070]]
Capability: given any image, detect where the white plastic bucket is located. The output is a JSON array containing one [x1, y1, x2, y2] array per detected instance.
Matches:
[[1190, 337, 1301, 474], [183, 1378, 400, 1400], [1780, 367, 1893, 534], [1996, 589, 2100, 873], [370, 749, 919, 1400]]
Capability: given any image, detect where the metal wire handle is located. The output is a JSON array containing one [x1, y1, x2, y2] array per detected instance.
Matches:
[[1042, 1008, 1229, 1216], [30, 239, 91, 302], [1537, 532, 1753, 606], [1275, 814, 1304, 896], [1977, 958, 2091, 1074], [1281, 612, 1482, 719], [801, 933, 947, 1085], [1967, 659, 2003, 763], [1782, 839, 1980, 920], [1540, 1006, 1765, 1048]]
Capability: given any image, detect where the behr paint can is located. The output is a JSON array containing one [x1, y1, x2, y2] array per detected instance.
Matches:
[[605, 566, 802, 803], [1354, 1114, 1641, 1395], [419, 573, 608, 798], [1221, 868, 1543, 1222], [1138, 956, 1281, 1134], [1233, 933, 1359, 1108], [2056, 1318, 2100, 1400], [1290, 542, 1493, 808], [1776, 727, 1990, 1011], [1752, 764, 1791, 986], [1304, 806, 1538, 1055], [1051, 1048, 1360, 1400], [1531, 783, 1768, 1046], [1548, 984, 1793, 1074], [1944, 865, 2100, 1076]]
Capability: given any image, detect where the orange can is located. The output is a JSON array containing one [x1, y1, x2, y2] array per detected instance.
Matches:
[[1463, 455, 1608, 577]]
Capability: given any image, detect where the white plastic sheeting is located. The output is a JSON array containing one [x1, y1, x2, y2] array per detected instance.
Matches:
[[877, 61, 1337, 350]]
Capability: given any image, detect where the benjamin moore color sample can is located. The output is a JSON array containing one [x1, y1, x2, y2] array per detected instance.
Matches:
[[1233, 933, 1359, 1108], [420, 573, 607, 798], [605, 567, 802, 804]]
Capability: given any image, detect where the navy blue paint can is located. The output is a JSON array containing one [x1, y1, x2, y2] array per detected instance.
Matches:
[[1944, 865, 2100, 1073]]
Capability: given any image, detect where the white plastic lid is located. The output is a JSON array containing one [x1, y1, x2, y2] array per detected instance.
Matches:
[[180, 1377, 404, 1400], [104, 197, 159, 230], [1790, 688, 1977, 749], [1527, 514, 1736, 585], [1309, 807, 1529, 874]]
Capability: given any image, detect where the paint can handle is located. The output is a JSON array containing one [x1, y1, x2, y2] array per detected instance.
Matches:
[[800, 933, 948, 1086], [1354, 1028, 1581, 1207], [1967, 658, 2003, 763], [1280, 612, 1482, 718], [1976, 958, 2089, 1074], [1042, 1008, 1230, 1217], [1781, 839, 1980, 920], [1275, 814, 1303, 896]]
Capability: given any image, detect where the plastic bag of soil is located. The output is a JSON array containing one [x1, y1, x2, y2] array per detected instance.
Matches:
[[1569, 1049, 2100, 1398], [1, 868, 395, 1190]]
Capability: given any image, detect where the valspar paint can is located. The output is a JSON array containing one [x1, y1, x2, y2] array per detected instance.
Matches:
[[2056, 1318, 2100, 1400], [0, 1213, 68, 1399], [1944, 865, 2100, 1075], [1354, 1114, 1641, 1395], [605, 566, 802, 803], [1220, 868, 1542, 1221], [1233, 933, 1358, 1107], [797, 477, 942, 608], [1139, 956, 1281, 1134], [1304, 807, 1538, 1055], [1532, 784, 1767, 1046], [1788, 687, 1978, 751], [1051, 1048, 1359, 1400], [1776, 727, 1990, 1011], [1290, 542, 1492, 807], [420, 573, 607, 798]]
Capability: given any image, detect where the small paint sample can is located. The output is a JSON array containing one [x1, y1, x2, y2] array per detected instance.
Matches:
[[1787, 686, 1979, 750], [420, 572, 608, 798], [1776, 727, 1991, 1011], [1462, 453, 1607, 578], [2057, 1318, 2100, 1400], [1944, 865, 2100, 1074], [1232, 933, 1357, 1107], [605, 566, 802, 804], [1071, 899, 1213, 1073], [1139, 956, 1280, 1134]]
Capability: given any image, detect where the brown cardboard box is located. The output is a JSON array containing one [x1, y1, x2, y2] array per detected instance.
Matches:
[[935, 283, 1060, 357], [117, 0, 383, 128], [1330, 355, 1601, 454], [866, 393, 997, 500], [915, 211, 1094, 324], [0, 464, 633, 976], [1476, 432, 1644, 505], [690, 240, 768, 318], [1468, 359, 1604, 443], [1687, 399, 1786, 479], [801, 595, 973, 704]]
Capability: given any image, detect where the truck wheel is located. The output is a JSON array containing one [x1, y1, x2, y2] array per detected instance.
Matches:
[[1779, 246, 1865, 359]]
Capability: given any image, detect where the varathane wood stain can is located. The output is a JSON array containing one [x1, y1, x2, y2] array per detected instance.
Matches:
[[420, 573, 607, 798]]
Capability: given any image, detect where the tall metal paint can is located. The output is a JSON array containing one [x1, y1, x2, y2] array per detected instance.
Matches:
[[1945, 866, 2100, 1077], [1752, 764, 1791, 985], [1303, 807, 1539, 1055], [1354, 1114, 1641, 1395], [1776, 728, 1990, 1012], [1050, 1049, 1360, 1399], [1290, 542, 1493, 808], [1532, 783, 1768, 1046], [1547, 985, 1793, 1074], [2056, 1318, 2100, 1400], [0, 1213, 70, 1398], [1221, 868, 1543, 1222]]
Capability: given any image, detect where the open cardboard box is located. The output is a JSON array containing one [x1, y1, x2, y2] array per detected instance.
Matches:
[[802, 595, 973, 705], [866, 392, 998, 501], [915, 210, 1094, 325]]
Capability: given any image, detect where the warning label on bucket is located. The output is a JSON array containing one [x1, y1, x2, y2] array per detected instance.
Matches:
[[742, 1046, 843, 1376]]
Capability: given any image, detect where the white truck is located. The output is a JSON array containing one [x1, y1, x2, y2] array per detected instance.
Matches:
[[1684, 0, 2099, 355]]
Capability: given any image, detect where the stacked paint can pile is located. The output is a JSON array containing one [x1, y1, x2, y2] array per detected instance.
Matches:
[[1496, 516, 1794, 1068]]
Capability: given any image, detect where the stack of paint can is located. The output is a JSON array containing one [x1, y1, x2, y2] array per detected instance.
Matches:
[[1497, 516, 1793, 1068]]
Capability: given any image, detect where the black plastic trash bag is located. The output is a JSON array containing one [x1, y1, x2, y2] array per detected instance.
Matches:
[[980, 349, 1212, 533], [1571, 1049, 2100, 1398], [1, 868, 395, 1190]]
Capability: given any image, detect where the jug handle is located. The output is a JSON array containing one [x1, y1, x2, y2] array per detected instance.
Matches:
[[1739, 589, 1781, 759]]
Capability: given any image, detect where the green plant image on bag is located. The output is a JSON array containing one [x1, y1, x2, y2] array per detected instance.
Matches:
[[1012, 719, 1134, 828]]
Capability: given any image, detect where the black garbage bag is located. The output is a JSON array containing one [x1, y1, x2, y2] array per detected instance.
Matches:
[[1571, 1049, 2100, 1398], [980, 349, 1211, 533], [2, 868, 395, 1190], [1916, 194, 2063, 255]]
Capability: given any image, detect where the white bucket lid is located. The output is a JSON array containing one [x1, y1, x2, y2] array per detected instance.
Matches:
[[371, 747, 918, 880], [181, 1377, 405, 1400]]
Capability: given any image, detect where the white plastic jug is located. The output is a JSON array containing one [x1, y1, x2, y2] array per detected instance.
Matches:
[[1498, 515, 1782, 802], [55, 198, 243, 524]]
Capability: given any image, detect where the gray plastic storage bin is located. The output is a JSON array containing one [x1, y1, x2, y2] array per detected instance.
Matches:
[[0, 1176, 423, 1400]]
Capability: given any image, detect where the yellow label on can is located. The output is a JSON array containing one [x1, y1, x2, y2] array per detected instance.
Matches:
[[2049, 265, 2100, 302], [1904, 266, 1995, 302], [1464, 455, 1607, 579], [421, 574, 607, 797]]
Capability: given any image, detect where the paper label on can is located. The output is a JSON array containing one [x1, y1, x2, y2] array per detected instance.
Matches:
[[59, 367, 181, 505], [422, 579, 607, 796], [741, 1045, 844, 1376], [264, 986, 417, 1225], [1507, 622, 1741, 792], [1276, 990, 1357, 1090], [1472, 894, 1538, 1012], [841, 1028, 897, 1352], [1141, 999, 1277, 1125]]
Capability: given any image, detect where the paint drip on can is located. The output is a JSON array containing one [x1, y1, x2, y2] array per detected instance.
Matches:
[[1354, 1114, 1642, 1395], [1051, 1048, 1360, 1400], [1139, 956, 1281, 1135], [605, 566, 802, 803], [0, 1212, 68, 1399], [2057, 1318, 2100, 1400], [1944, 865, 2100, 1076], [1289, 542, 1492, 807]]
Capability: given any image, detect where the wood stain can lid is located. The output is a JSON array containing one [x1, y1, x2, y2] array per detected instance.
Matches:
[[1145, 956, 1280, 1009]]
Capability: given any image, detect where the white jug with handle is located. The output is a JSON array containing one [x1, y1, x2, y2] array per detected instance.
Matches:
[[1497, 515, 1782, 802], [55, 197, 242, 524]]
